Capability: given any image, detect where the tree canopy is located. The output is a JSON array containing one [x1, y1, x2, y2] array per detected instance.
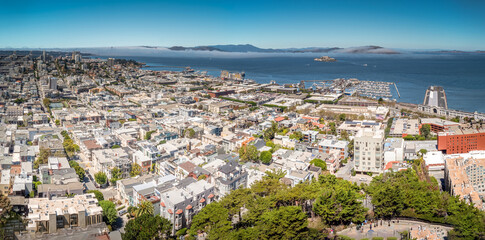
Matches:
[[259, 151, 272, 164], [238, 145, 259, 162], [94, 172, 107, 185], [123, 214, 172, 240], [310, 158, 327, 171], [367, 169, 485, 239], [99, 200, 117, 227], [130, 163, 142, 177]]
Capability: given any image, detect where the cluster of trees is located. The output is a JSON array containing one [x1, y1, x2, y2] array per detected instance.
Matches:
[[183, 128, 196, 138], [238, 145, 273, 165], [34, 148, 50, 169], [367, 169, 485, 239], [289, 131, 303, 141], [61, 130, 80, 157], [110, 167, 122, 184], [219, 96, 257, 106], [99, 200, 117, 229], [130, 163, 142, 177], [186, 174, 366, 239], [69, 160, 85, 181], [184, 166, 484, 240]]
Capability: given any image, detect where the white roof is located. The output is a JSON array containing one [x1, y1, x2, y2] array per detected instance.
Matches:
[[423, 151, 444, 166]]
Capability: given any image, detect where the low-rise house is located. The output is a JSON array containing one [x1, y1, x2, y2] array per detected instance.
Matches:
[[12, 173, 33, 197], [37, 182, 83, 198]]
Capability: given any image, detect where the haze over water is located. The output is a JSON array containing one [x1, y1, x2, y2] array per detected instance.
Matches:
[[104, 53, 485, 113]]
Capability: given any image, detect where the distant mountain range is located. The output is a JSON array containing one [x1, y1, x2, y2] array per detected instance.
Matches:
[[167, 44, 400, 54]]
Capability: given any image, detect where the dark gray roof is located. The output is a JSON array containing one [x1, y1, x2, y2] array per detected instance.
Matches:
[[176, 177, 197, 188]]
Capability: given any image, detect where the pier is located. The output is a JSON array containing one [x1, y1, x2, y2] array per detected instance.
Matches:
[[394, 82, 401, 98]]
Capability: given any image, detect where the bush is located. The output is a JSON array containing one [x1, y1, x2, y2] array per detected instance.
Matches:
[[372, 237, 384, 240], [387, 237, 397, 240], [95, 172, 107, 185]]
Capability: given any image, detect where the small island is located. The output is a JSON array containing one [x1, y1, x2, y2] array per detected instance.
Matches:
[[314, 56, 337, 62]]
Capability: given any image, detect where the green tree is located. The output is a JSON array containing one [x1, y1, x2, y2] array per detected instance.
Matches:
[[99, 200, 117, 226], [87, 190, 104, 202], [110, 167, 122, 184], [145, 130, 156, 140], [55, 119, 60, 126], [94, 172, 107, 185], [69, 160, 85, 181], [338, 114, 347, 122], [310, 158, 327, 171], [238, 145, 259, 162], [189, 202, 232, 240], [184, 128, 196, 138], [313, 182, 367, 226], [130, 163, 142, 177], [329, 122, 337, 135], [34, 148, 50, 169], [264, 168, 287, 180], [111, 144, 121, 149], [370, 183, 403, 219], [259, 151, 272, 164], [263, 122, 278, 141], [420, 124, 431, 139], [136, 201, 154, 217], [135, 201, 153, 217], [123, 214, 172, 240], [289, 131, 303, 141], [256, 206, 309, 240]]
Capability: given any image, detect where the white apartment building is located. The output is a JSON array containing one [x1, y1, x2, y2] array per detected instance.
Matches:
[[354, 127, 385, 173]]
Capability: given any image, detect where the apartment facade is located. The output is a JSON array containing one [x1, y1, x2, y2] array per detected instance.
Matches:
[[354, 128, 385, 173]]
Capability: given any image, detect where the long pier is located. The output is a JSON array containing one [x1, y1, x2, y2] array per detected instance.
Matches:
[[394, 82, 401, 98]]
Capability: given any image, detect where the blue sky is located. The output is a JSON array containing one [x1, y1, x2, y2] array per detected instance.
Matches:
[[1, 0, 485, 50]]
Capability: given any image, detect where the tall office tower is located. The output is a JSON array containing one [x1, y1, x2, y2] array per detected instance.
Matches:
[[49, 77, 57, 90], [423, 86, 448, 109], [74, 53, 81, 63], [42, 50, 46, 61], [107, 58, 115, 67], [72, 51, 80, 60]]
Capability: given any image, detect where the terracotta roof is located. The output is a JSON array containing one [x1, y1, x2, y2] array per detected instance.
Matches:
[[185, 205, 192, 210], [384, 161, 400, 170], [274, 117, 285, 122], [83, 140, 102, 150], [179, 161, 197, 173], [167, 209, 173, 214], [10, 165, 21, 175], [160, 202, 165, 207], [199, 198, 206, 203], [176, 209, 183, 215], [208, 194, 214, 199]]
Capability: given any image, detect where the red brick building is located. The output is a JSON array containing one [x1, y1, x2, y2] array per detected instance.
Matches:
[[438, 125, 485, 154]]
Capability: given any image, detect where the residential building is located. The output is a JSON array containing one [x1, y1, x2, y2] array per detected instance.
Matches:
[[159, 179, 215, 235], [25, 194, 103, 234], [444, 151, 485, 211], [354, 127, 385, 173], [214, 161, 248, 196]]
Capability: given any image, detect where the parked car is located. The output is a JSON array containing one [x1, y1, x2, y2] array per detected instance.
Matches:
[[119, 209, 127, 216]]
